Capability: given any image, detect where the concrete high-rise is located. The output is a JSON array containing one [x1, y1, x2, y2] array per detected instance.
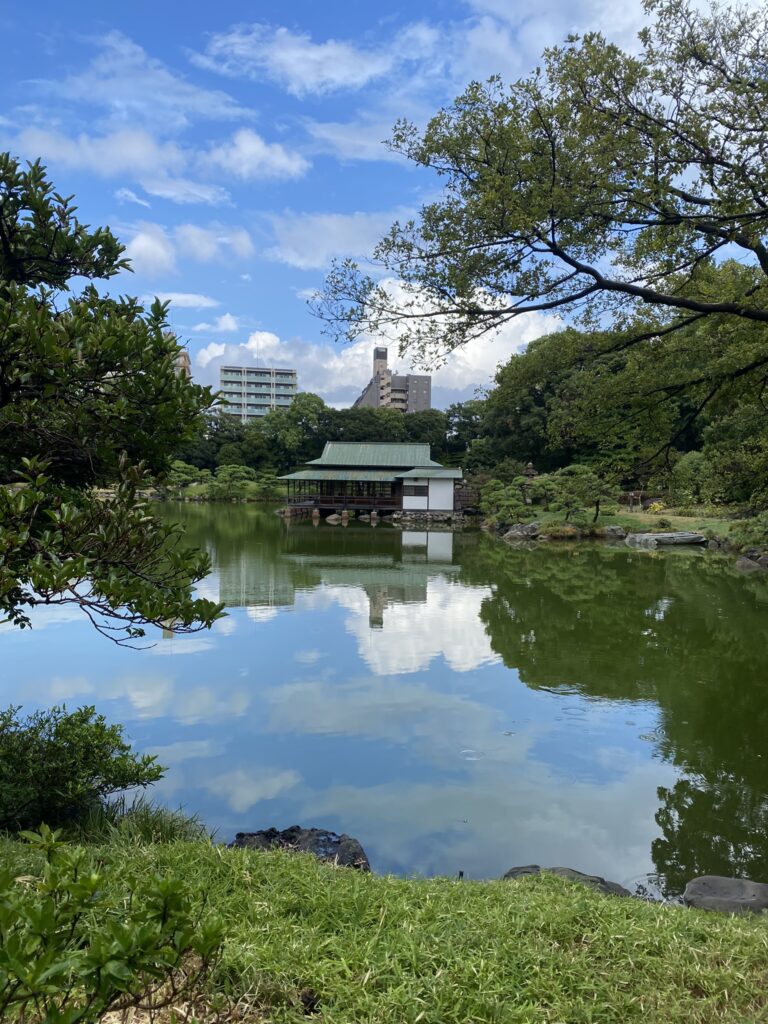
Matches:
[[219, 365, 298, 421], [353, 347, 431, 413]]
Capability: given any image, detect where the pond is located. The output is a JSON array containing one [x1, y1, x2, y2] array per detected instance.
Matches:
[[4, 503, 768, 896]]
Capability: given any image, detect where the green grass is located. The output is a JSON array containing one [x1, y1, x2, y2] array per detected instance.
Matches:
[[533, 509, 732, 538], [67, 795, 210, 845], [3, 837, 768, 1023]]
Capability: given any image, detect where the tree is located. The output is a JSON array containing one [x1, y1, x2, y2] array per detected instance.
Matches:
[[316, 1, 768, 404], [533, 464, 618, 522], [0, 154, 222, 641], [208, 464, 257, 501]]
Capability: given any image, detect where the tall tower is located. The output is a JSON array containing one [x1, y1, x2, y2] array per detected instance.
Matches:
[[373, 347, 388, 376]]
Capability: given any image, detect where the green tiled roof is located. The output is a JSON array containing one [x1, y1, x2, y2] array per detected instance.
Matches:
[[307, 442, 442, 468], [280, 468, 398, 482], [396, 467, 463, 479]]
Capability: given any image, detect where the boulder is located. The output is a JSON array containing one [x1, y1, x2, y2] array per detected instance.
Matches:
[[626, 531, 706, 548], [502, 864, 630, 897], [503, 522, 540, 541], [758, 555, 768, 569], [358, 514, 371, 522], [684, 875, 768, 914], [230, 826, 370, 871], [502, 864, 542, 880], [602, 525, 627, 539], [744, 547, 761, 560], [736, 556, 767, 574], [325, 514, 341, 525]]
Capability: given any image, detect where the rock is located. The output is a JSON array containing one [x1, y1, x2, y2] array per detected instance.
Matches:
[[501, 865, 630, 897], [626, 531, 706, 547], [735, 556, 767, 574], [758, 555, 768, 569], [230, 826, 370, 871], [708, 539, 720, 550], [602, 525, 627, 539], [546, 867, 631, 897], [358, 514, 371, 522], [502, 864, 542, 880], [325, 514, 341, 525], [744, 547, 761, 560], [684, 875, 768, 914], [503, 522, 540, 541]]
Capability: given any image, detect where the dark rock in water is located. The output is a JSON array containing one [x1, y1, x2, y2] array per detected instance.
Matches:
[[502, 864, 630, 897], [503, 522, 540, 541], [230, 826, 370, 871], [684, 875, 768, 914], [735, 556, 767, 574], [602, 525, 627, 539]]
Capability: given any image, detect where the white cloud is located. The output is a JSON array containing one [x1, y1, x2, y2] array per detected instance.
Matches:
[[267, 208, 410, 270], [49, 30, 251, 132], [197, 342, 227, 368], [192, 295, 560, 405], [204, 768, 301, 813], [192, 312, 239, 333], [124, 222, 176, 276], [114, 187, 151, 208], [141, 177, 231, 206], [207, 128, 310, 180], [146, 292, 220, 309], [174, 223, 254, 262], [11, 128, 228, 207], [192, 23, 415, 96], [293, 578, 499, 676], [14, 127, 185, 178], [305, 116, 403, 163]]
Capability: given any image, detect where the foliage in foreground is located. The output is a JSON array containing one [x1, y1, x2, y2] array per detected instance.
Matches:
[[0, 153, 222, 641], [4, 837, 768, 1024], [0, 827, 222, 1024], [0, 705, 164, 834]]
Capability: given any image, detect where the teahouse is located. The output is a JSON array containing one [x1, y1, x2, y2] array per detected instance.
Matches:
[[280, 442, 462, 513]]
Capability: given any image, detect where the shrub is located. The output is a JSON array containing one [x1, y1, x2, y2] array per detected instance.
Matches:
[[729, 513, 768, 551], [656, 517, 673, 529], [0, 826, 223, 1024], [647, 501, 666, 514], [0, 705, 164, 833]]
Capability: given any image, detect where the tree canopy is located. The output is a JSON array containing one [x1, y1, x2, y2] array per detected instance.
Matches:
[[0, 154, 222, 641], [316, 0, 768, 385]]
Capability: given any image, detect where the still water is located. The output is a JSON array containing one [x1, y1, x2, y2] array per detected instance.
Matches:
[[5, 504, 768, 895]]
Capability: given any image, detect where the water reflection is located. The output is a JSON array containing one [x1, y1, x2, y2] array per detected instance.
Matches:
[[4, 502, 768, 894]]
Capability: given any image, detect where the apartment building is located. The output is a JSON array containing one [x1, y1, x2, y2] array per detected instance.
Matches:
[[219, 365, 298, 421], [353, 347, 431, 413]]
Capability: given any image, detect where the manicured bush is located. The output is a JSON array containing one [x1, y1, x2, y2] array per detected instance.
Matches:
[[0, 826, 223, 1024], [0, 705, 164, 833]]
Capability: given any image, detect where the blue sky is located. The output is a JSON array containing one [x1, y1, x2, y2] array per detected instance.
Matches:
[[2, 0, 649, 407]]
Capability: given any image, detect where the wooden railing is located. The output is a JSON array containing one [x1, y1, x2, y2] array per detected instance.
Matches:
[[286, 494, 401, 509]]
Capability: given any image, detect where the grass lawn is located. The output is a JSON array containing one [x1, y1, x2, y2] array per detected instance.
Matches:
[[534, 509, 733, 538], [4, 838, 768, 1023]]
